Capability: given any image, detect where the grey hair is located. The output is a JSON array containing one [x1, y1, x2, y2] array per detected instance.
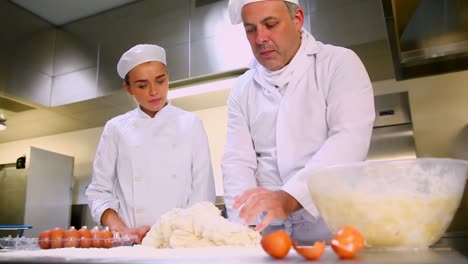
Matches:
[[284, 1, 300, 19]]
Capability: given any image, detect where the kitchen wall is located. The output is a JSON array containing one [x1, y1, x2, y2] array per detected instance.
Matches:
[[0, 105, 228, 204], [1, 0, 389, 108], [0, 0, 393, 144], [1, 69, 468, 205], [0, 0, 467, 230], [0, 0, 254, 107], [374, 73, 468, 158]]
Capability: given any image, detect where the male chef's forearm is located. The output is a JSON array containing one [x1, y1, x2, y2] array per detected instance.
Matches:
[[282, 176, 321, 218], [277, 190, 303, 214]]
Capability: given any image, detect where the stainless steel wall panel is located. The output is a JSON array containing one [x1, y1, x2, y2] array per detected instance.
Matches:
[[190, 0, 229, 42], [374, 92, 412, 127], [367, 124, 417, 161], [349, 40, 395, 82], [190, 29, 252, 77], [142, 4, 190, 46], [64, 0, 192, 96], [166, 43, 190, 81], [367, 92, 416, 161], [307, 0, 386, 47], [51, 68, 97, 107], [300, 0, 311, 33], [0, 1, 51, 96], [303, 13, 311, 33], [9, 29, 56, 78], [96, 49, 123, 97], [5, 29, 56, 106], [0, 168, 28, 237], [63, 0, 190, 57], [53, 31, 98, 77], [0, 1, 51, 45], [6, 68, 52, 106], [3, 0, 377, 107]]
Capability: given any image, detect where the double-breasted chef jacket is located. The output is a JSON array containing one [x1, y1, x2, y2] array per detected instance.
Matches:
[[87, 104, 216, 228], [222, 29, 375, 239]]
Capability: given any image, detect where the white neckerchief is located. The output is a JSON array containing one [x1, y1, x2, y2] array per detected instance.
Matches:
[[254, 30, 308, 95], [261, 63, 291, 95]]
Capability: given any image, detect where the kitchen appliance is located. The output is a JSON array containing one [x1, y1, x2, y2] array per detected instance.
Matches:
[[381, 0, 468, 80], [0, 147, 74, 238], [367, 91, 416, 161]]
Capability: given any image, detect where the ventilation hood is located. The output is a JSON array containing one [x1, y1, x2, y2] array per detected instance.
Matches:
[[382, 0, 468, 80]]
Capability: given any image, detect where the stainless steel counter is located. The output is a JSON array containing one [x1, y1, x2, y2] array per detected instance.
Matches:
[[1, 239, 468, 264]]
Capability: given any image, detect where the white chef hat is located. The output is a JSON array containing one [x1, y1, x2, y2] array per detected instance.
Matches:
[[117, 44, 166, 79], [228, 0, 300, 25]]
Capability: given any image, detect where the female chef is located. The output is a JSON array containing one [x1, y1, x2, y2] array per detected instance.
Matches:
[[86, 44, 216, 243]]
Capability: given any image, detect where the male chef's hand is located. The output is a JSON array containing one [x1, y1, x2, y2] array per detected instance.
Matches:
[[233, 187, 302, 232]]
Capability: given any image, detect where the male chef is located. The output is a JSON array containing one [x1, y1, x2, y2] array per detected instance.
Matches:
[[222, 0, 375, 243]]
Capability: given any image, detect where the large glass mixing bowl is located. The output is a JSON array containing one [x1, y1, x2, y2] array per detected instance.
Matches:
[[307, 158, 468, 249]]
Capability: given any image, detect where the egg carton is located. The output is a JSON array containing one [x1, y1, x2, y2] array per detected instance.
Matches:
[[39, 236, 135, 249], [0, 234, 136, 251], [0, 236, 39, 251]]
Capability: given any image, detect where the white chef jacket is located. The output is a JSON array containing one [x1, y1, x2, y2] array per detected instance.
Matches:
[[86, 103, 216, 228], [222, 30, 375, 229]]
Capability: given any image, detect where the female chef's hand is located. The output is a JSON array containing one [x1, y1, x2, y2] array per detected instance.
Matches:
[[233, 187, 302, 232], [101, 209, 150, 243], [119, 225, 151, 244]]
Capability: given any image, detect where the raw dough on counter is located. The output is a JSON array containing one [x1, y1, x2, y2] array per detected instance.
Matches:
[[142, 202, 261, 248]]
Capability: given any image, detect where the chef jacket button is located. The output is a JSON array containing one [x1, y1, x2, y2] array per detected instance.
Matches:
[[172, 143, 176, 149], [136, 208, 144, 214], [135, 176, 142, 182], [172, 174, 176, 179]]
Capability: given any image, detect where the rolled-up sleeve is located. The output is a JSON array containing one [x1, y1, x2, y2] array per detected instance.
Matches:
[[221, 83, 258, 223], [282, 49, 375, 218], [86, 122, 120, 224]]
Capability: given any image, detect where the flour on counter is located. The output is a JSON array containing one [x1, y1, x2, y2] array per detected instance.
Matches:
[[142, 202, 261, 248]]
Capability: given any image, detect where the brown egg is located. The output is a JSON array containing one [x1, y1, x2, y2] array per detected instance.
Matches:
[[331, 226, 365, 259], [38, 229, 51, 249], [49, 227, 65, 248], [78, 226, 92, 248], [293, 241, 326, 260], [63, 226, 80, 248], [101, 227, 114, 248], [90, 226, 103, 248], [260, 230, 292, 259]]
